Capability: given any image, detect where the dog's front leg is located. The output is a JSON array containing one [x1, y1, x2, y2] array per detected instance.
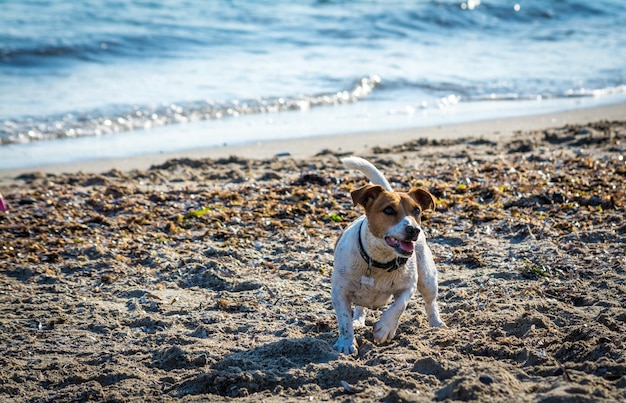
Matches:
[[373, 288, 413, 344], [332, 289, 358, 354]]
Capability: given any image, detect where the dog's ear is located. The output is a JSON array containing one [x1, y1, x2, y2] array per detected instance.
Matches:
[[351, 184, 385, 209], [409, 188, 436, 211]]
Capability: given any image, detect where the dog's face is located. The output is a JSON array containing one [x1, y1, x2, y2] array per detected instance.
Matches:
[[351, 184, 435, 256]]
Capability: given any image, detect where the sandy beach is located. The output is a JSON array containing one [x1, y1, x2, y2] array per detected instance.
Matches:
[[1, 103, 625, 402], [2, 102, 626, 182]]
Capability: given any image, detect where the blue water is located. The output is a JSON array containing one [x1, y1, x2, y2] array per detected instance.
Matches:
[[1, 0, 626, 169]]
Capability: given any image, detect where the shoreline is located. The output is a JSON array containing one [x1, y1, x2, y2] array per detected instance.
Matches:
[[1, 101, 625, 186]]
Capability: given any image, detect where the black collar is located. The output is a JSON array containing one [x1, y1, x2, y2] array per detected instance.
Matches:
[[357, 221, 409, 272]]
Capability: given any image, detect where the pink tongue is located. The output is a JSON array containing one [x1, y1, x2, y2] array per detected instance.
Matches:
[[386, 237, 400, 248], [399, 240, 414, 253]]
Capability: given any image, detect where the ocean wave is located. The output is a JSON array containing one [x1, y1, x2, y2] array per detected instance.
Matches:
[[4, 0, 622, 68], [0, 42, 105, 65], [0, 33, 209, 66], [381, 77, 626, 104], [3, 78, 624, 146], [1, 0, 624, 153], [0, 76, 381, 145]]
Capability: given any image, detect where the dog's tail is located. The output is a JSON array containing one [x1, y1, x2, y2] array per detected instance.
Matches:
[[341, 156, 392, 191]]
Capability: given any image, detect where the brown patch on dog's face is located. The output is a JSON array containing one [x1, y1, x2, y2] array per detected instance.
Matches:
[[409, 187, 436, 212], [350, 184, 385, 209], [366, 192, 419, 238]]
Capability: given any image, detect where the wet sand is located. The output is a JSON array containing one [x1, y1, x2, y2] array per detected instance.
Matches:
[[2, 102, 625, 182], [1, 104, 625, 402]]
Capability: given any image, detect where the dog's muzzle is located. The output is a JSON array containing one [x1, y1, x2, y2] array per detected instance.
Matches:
[[405, 224, 420, 240], [384, 224, 420, 256]]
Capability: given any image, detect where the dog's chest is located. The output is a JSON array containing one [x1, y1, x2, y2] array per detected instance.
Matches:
[[348, 269, 413, 309]]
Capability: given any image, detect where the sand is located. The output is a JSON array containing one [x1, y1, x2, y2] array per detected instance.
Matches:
[[1, 103, 625, 402]]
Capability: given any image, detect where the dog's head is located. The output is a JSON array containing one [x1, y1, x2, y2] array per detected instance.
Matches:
[[351, 184, 435, 256]]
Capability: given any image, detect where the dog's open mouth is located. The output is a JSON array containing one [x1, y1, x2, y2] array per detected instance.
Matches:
[[385, 236, 414, 256]]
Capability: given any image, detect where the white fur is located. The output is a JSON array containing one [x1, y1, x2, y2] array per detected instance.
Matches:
[[331, 157, 444, 355]]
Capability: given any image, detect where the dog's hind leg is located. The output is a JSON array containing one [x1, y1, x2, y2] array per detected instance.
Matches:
[[418, 282, 444, 328], [416, 243, 445, 328], [353, 306, 367, 327]]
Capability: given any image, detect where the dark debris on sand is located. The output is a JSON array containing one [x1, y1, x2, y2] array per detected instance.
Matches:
[[1, 120, 625, 402]]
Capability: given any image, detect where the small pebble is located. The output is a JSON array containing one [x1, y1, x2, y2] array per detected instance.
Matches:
[[340, 380, 355, 394], [479, 375, 493, 385]]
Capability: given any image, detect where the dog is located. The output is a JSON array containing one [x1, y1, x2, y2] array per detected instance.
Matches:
[[331, 156, 445, 354]]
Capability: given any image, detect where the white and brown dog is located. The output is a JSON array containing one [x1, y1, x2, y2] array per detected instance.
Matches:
[[332, 157, 445, 354]]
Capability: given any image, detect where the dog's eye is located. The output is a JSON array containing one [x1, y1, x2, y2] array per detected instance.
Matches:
[[383, 206, 396, 216], [412, 207, 421, 217]]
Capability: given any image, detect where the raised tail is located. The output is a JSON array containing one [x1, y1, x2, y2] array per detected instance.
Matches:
[[341, 156, 393, 191]]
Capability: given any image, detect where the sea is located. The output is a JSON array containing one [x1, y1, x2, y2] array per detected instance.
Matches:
[[1, 0, 625, 170]]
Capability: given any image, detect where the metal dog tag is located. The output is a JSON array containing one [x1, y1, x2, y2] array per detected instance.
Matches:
[[360, 276, 375, 286]]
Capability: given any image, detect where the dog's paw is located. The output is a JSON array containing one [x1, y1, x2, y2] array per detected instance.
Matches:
[[334, 337, 358, 355], [373, 320, 398, 344], [430, 319, 446, 328], [428, 315, 446, 328], [353, 318, 366, 328]]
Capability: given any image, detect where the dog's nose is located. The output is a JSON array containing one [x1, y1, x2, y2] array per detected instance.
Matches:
[[406, 225, 420, 240]]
